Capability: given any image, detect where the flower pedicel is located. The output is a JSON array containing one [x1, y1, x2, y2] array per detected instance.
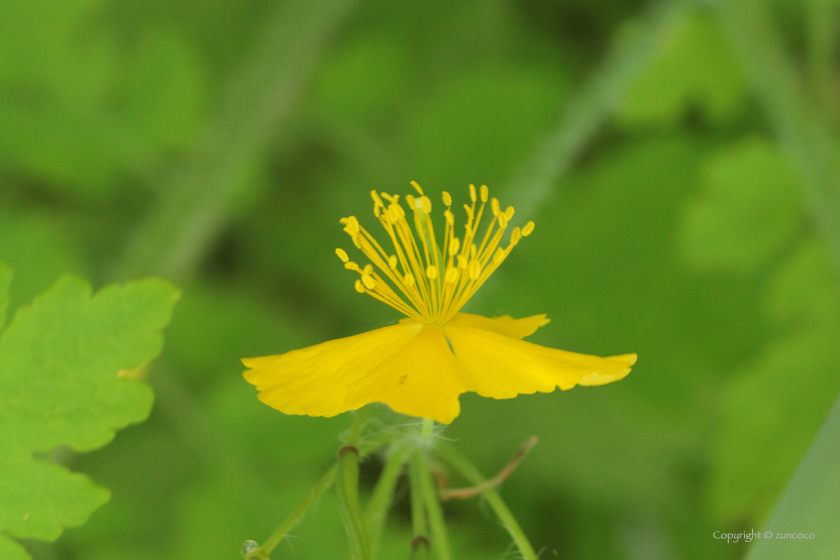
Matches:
[[242, 182, 636, 424]]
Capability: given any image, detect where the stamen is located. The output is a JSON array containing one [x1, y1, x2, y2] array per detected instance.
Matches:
[[341, 184, 534, 323], [522, 221, 535, 236]]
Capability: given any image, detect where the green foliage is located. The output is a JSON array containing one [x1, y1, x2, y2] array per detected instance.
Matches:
[[0, 264, 11, 329], [678, 137, 805, 272], [0, 0, 205, 200], [744, 395, 840, 560], [0, 272, 179, 559], [2, 0, 839, 558], [619, 12, 748, 126]]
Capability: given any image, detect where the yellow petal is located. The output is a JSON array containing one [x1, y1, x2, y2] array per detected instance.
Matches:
[[346, 324, 467, 424], [242, 321, 424, 418], [577, 354, 636, 385], [443, 322, 635, 399], [448, 312, 548, 339]]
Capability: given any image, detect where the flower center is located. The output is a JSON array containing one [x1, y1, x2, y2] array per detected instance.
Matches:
[[337, 182, 534, 324]]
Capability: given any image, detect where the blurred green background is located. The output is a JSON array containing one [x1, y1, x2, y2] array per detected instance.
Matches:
[[2, 0, 840, 558]]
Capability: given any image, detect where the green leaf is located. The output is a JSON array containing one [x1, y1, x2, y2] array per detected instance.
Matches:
[[763, 238, 840, 329], [677, 137, 804, 272], [0, 263, 11, 330], [709, 329, 840, 524], [619, 12, 748, 125], [744, 392, 840, 560], [0, 275, 179, 557]]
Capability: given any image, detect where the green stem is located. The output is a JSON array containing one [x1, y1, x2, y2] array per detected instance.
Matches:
[[412, 450, 452, 560], [420, 418, 435, 444], [437, 444, 538, 560], [345, 406, 372, 446], [336, 447, 372, 560], [248, 463, 338, 558], [365, 443, 412, 559], [408, 453, 431, 560]]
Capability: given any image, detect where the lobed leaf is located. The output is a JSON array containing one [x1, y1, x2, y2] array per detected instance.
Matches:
[[0, 274, 179, 557]]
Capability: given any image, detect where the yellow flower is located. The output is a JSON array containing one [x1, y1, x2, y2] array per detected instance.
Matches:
[[243, 182, 636, 424]]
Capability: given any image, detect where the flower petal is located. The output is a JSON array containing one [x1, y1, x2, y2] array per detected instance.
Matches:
[[444, 322, 636, 399], [448, 312, 548, 339], [577, 355, 636, 385], [242, 321, 424, 418], [345, 324, 467, 424]]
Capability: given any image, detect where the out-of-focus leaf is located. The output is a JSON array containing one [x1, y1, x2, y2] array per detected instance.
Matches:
[[763, 238, 840, 329], [0, 275, 179, 557], [619, 12, 748, 125], [0, 0, 205, 200], [677, 137, 804, 272], [0, 263, 11, 329], [709, 329, 840, 524], [0, 211, 87, 313], [744, 392, 840, 560], [711, 228, 840, 526]]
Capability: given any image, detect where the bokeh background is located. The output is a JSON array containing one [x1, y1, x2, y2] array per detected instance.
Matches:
[[2, 0, 840, 559]]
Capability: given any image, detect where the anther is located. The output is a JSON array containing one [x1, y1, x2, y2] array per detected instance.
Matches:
[[510, 227, 522, 246], [480, 185, 489, 202], [469, 260, 481, 280], [404, 273, 415, 287], [493, 248, 505, 263], [449, 237, 461, 256], [497, 213, 508, 229], [444, 266, 458, 284], [362, 274, 376, 289], [336, 248, 349, 262], [522, 221, 535, 236], [444, 210, 454, 225], [442, 191, 452, 206], [421, 196, 432, 213], [410, 180, 424, 195], [345, 262, 360, 271], [505, 206, 515, 220], [426, 265, 438, 280], [457, 255, 468, 269], [491, 198, 500, 215], [469, 184, 476, 202], [388, 255, 398, 269], [355, 280, 365, 293]]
